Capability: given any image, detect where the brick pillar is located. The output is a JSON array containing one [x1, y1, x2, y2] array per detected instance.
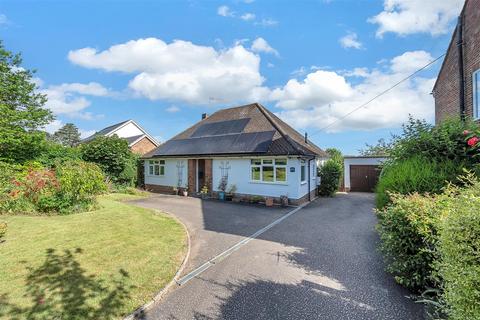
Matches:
[[188, 159, 196, 194], [204, 159, 213, 194]]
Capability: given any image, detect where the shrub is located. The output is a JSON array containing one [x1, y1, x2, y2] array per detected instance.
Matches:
[[36, 141, 81, 168], [56, 160, 107, 209], [318, 160, 342, 196], [375, 156, 463, 209], [80, 135, 137, 185], [437, 181, 480, 320], [0, 221, 6, 240], [376, 192, 443, 292]]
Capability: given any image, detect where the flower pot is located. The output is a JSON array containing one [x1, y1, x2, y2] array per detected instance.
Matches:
[[265, 197, 274, 207], [201, 193, 208, 200], [218, 191, 226, 201], [183, 191, 188, 197]]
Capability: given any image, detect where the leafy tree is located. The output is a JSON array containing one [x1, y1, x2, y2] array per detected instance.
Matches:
[[0, 41, 53, 163], [80, 135, 137, 185], [53, 123, 81, 147], [359, 138, 392, 156], [325, 148, 343, 165]]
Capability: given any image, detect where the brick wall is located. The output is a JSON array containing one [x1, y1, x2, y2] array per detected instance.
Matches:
[[187, 159, 196, 194], [130, 137, 157, 155], [434, 0, 480, 123]]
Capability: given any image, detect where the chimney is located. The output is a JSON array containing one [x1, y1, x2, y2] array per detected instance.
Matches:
[[202, 113, 208, 120], [304, 132, 308, 143]]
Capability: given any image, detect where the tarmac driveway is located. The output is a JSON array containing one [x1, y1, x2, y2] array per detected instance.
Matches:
[[129, 193, 424, 320]]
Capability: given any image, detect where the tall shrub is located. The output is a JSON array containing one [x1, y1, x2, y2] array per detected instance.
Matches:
[[437, 181, 480, 320], [375, 156, 462, 208], [80, 135, 137, 185], [318, 160, 342, 196]]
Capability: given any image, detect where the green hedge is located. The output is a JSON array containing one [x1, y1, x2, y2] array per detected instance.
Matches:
[[375, 156, 462, 209], [437, 182, 480, 319], [376, 192, 442, 292]]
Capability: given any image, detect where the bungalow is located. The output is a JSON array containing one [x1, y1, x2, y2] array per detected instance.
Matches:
[[82, 119, 159, 155], [142, 103, 328, 205]]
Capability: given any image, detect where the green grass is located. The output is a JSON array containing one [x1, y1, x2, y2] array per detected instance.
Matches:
[[0, 194, 187, 319]]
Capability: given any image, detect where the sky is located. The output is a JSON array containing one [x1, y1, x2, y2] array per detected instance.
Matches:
[[0, 0, 465, 155]]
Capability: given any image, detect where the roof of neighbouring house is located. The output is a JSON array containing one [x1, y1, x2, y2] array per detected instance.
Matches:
[[143, 103, 327, 158], [81, 120, 159, 147]]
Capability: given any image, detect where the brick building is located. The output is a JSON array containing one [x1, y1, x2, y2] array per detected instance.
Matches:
[[433, 0, 480, 123]]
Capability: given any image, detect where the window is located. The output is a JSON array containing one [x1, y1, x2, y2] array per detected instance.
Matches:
[[474, 69, 480, 119], [251, 158, 287, 183], [148, 160, 165, 176], [300, 160, 306, 183]]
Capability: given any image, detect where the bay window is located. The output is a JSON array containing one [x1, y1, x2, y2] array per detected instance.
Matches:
[[251, 158, 287, 183], [148, 160, 165, 176]]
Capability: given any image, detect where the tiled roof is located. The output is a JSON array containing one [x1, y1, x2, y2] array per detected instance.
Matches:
[[144, 103, 327, 158], [81, 120, 130, 143]]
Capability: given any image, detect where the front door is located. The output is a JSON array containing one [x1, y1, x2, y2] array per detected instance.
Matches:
[[197, 159, 205, 193]]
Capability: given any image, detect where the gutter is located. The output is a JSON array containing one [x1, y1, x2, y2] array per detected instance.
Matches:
[[457, 13, 466, 120]]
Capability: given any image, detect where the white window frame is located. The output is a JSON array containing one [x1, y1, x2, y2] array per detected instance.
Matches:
[[250, 158, 288, 183], [148, 159, 165, 176], [300, 160, 307, 184], [473, 69, 480, 120]]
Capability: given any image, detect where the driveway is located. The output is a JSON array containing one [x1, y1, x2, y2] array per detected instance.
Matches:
[[130, 193, 424, 320]]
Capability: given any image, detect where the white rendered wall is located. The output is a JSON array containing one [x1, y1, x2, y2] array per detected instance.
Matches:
[[343, 157, 388, 190], [111, 122, 144, 138], [144, 159, 188, 188]]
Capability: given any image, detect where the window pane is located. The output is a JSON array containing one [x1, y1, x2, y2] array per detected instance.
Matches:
[[251, 167, 261, 180], [149, 160, 154, 164], [275, 159, 287, 165], [160, 166, 165, 175], [154, 165, 160, 175], [262, 166, 274, 182], [149, 166, 153, 175], [251, 159, 261, 165], [154, 160, 159, 164], [159, 160, 165, 164], [262, 159, 273, 164], [475, 71, 480, 118], [301, 165, 306, 181], [276, 167, 286, 182]]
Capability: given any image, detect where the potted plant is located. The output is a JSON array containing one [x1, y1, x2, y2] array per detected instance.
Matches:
[[218, 177, 227, 201], [280, 195, 289, 207], [200, 185, 209, 199], [265, 197, 274, 207], [226, 184, 237, 201], [182, 188, 188, 197]]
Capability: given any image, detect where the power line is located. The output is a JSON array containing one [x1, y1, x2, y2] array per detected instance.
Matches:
[[308, 52, 446, 137]]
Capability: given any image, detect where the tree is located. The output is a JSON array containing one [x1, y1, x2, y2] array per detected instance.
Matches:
[[325, 148, 343, 165], [0, 41, 53, 163], [53, 123, 81, 147], [359, 138, 392, 156], [80, 135, 137, 185]]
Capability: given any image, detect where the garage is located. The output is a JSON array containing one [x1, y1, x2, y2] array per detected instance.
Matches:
[[344, 156, 388, 192]]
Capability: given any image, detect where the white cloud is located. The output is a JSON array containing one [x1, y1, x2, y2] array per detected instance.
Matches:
[[255, 18, 278, 27], [339, 32, 363, 49], [273, 50, 437, 132], [0, 14, 8, 25], [217, 5, 234, 17], [369, 0, 463, 37], [40, 82, 109, 118], [69, 38, 270, 105], [241, 13, 256, 21], [250, 37, 279, 56], [166, 105, 180, 113], [43, 119, 96, 139]]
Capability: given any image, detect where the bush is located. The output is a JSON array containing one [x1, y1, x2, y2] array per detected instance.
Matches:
[[36, 141, 81, 167], [318, 160, 342, 196], [80, 135, 137, 186], [376, 192, 443, 292], [0, 221, 6, 240], [437, 181, 480, 319], [375, 156, 463, 208]]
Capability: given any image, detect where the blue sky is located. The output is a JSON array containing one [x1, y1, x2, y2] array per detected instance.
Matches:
[[1, 0, 464, 154]]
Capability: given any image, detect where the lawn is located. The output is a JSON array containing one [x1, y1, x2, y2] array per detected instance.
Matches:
[[0, 194, 187, 319]]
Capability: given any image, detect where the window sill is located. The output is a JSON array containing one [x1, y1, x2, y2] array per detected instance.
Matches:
[[147, 175, 165, 177], [249, 180, 288, 186], [301, 181, 307, 185]]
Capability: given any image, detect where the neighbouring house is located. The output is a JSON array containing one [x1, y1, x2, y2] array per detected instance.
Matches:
[[433, 0, 480, 123], [82, 120, 159, 155], [142, 103, 328, 205], [343, 156, 388, 192]]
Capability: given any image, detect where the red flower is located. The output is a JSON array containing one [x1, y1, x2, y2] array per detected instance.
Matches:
[[463, 130, 470, 136], [467, 136, 480, 147]]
